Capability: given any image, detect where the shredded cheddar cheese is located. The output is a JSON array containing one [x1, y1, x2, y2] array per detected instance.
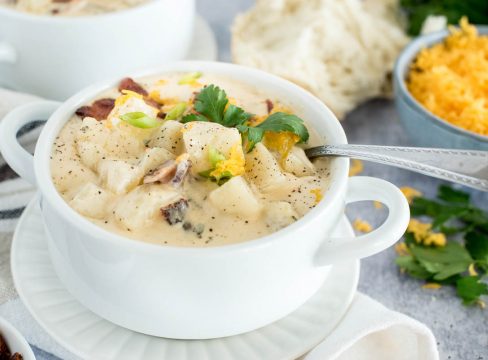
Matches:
[[423, 232, 447, 247], [374, 201, 383, 209], [468, 263, 478, 276], [400, 186, 422, 204], [395, 242, 410, 256], [407, 219, 432, 242], [181, 122, 196, 134], [210, 143, 245, 179], [407, 18, 488, 136], [115, 90, 143, 107], [349, 159, 363, 176], [353, 218, 372, 233], [249, 103, 292, 126], [263, 131, 300, 163], [407, 219, 446, 247], [310, 188, 323, 204], [422, 283, 442, 290]]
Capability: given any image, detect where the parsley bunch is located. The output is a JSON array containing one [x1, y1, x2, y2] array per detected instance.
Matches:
[[400, 0, 488, 36], [396, 185, 488, 306], [182, 85, 309, 151]]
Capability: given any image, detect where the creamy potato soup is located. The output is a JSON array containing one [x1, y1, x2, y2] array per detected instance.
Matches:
[[0, 0, 149, 16], [51, 73, 331, 246]]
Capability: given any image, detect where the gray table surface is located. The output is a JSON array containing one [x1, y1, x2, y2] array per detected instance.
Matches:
[[28, 0, 488, 359]]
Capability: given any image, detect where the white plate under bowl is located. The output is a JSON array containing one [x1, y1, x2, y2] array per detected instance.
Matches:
[[11, 197, 359, 360]]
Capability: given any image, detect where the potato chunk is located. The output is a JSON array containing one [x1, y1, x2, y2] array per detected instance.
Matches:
[[264, 201, 299, 230], [283, 146, 316, 177], [209, 176, 262, 219], [98, 159, 143, 194], [245, 143, 292, 193], [108, 95, 159, 123], [138, 147, 174, 174], [114, 185, 181, 230], [287, 176, 327, 216], [69, 183, 114, 219], [182, 122, 243, 173], [76, 117, 110, 170], [148, 120, 184, 154]]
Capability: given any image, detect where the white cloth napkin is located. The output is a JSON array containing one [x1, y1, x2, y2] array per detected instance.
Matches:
[[0, 88, 439, 360], [305, 293, 438, 360]]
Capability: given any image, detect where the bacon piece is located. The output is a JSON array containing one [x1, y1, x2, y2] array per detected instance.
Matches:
[[10, 353, 23, 360], [119, 77, 148, 96], [265, 99, 274, 113], [161, 198, 189, 225], [75, 98, 115, 121], [144, 97, 161, 109], [171, 157, 191, 188], [143, 160, 176, 184], [143, 155, 191, 187]]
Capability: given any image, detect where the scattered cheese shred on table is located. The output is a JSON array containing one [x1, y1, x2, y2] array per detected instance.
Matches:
[[407, 219, 446, 247], [468, 263, 478, 276], [422, 283, 442, 290], [395, 242, 410, 256], [400, 186, 422, 204], [349, 159, 364, 176], [407, 17, 488, 136], [353, 218, 372, 233]]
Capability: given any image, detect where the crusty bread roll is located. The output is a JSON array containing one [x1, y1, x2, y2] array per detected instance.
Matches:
[[232, 0, 408, 120]]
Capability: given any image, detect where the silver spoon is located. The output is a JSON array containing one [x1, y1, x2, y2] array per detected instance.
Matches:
[[305, 145, 488, 192]]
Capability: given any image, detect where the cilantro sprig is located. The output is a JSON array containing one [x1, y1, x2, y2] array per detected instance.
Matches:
[[182, 84, 309, 151], [396, 185, 488, 306]]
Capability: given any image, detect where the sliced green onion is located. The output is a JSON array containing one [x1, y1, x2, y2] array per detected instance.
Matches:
[[208, 147, 225, 167], [165, 102, 188, 120], [120, 112, 161, 129], [178, 71, 202, 85]]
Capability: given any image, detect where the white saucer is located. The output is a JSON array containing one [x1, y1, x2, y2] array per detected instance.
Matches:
[[11, 198, 359, 360], [186, 15, 218, 61]]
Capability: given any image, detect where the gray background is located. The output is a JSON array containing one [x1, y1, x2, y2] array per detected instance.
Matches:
[[30, 0, 488, 359]]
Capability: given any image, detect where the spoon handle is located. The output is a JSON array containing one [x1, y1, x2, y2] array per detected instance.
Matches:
[[305, 144, 488, 191]]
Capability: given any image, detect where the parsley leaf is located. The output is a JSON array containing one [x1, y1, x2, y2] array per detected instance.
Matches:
[[410, 242, 472, 280], [181, 113, 209, 123], [456, 276, 488, 305], [438, 185, 470, 204], [181, 85, 310, 151], [222, 104, 252, 127], [396, 185, 488, 306], [193, 84, 228, 123], [396, 255, 432, 279], [465, 231, 488, 264], [238, 112, 309, 151]]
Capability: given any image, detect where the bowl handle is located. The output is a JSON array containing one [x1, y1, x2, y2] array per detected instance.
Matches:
[[0, 41, 17, 64], [315, 176, 410, 266], [0, 101, 61, 185]]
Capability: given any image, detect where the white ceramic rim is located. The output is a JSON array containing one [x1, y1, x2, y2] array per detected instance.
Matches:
[[11, 196, 360, 360], [0, 0, 165, 22], [0, 317, 35, 360], [35, 61, 349, 254], [395, 26, 488, 143]]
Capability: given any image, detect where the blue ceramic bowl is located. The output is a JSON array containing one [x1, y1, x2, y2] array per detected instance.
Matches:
[[393, 26, 488, 150]]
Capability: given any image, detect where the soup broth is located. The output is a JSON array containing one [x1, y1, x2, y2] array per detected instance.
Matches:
[[0, 0, 149, 16], [51, 73, 331, 246]]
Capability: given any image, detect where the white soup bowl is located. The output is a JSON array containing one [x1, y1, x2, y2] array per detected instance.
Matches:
[[0, 0, 195, 100], [0, 61, 410, 339]]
